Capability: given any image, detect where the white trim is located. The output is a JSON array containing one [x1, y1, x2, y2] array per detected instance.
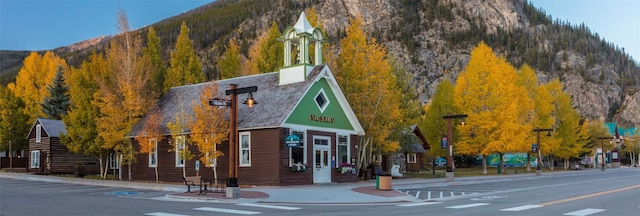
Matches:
[[239, 131, 251, 167], [288, 130, 306, 167], [30, 150, 40, 168], [175, 136, 185, 167], [35, 124, 42, 143], [407, 153, 417, 164], [336, 135, 349, 165], [313, 89, 330, 113], [149, 139, 158, 167], [109, 153, 119, 169]]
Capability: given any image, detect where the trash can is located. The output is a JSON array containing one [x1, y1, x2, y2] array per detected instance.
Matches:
[[364, 169, 371, 180], [377, 174, 392, 191]]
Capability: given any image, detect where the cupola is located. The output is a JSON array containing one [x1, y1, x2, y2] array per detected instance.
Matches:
[[279, 12, 327, 85]]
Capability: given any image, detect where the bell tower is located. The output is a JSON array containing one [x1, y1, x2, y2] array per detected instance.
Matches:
[[279, 12, 326, 85]]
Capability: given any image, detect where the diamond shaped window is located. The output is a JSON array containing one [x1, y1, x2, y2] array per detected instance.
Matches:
[[314, 90, 329, 112]]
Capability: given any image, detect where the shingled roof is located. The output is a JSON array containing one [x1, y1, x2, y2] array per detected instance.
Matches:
[[28, 118, 67, 138], [130, 65, 334, 137]]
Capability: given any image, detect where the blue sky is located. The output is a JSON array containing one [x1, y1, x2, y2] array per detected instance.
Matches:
[[0, 0, 638, 63], [0, 0, 212, 51]]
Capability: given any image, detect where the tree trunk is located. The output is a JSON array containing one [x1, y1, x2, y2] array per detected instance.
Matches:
[[526, 153, 531, 172], [499, 153, 504, 174], [155, 166, 159, 182], [549, 156, 555, 170], [482, 155, 488, 175]]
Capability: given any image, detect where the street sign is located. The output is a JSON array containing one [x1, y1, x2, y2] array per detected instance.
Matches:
[[208, 98, 230, 107], [441, 136, 448, 149], [435, 157, 447, 167], [532, 144, 538, 152], [195, 160, 200, 171]]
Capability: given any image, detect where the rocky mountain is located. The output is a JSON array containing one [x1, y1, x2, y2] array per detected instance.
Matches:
[[2, 0, 638, 126]]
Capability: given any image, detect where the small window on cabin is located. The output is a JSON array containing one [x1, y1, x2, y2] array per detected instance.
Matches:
[[175, 136, 186, 167], [407, 153, 417, 164], [30, 150, 40, 168], [314, 89, 330, 112], [35, 124, 42, 143]]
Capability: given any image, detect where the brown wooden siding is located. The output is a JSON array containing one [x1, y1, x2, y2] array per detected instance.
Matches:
[[279, 128, 312, 185], [127, 127, 358, 185], [28, 136, 100, 175]]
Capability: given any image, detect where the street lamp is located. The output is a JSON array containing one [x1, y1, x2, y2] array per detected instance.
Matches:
[[598, 137, 613, 171], [442, 114, 468, 182], [532, 128, 553, 176], [209, 84, 257, 198]]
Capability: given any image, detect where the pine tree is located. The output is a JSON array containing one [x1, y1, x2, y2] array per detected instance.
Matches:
[[41, 68, 71, 120], [218, 38, 241, 79], [420, 79, 461, 159], [8, 51, 68, 120], [165, 22, 204, 92], [144, 26, 166, 96], [258, 22, 283, 73]]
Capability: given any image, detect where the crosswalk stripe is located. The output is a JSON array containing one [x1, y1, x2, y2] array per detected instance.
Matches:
[[500, 205, 543, 211], [194, 207, 260, 215], [563, 208, 606, 216], [446, 203, 490, 209], [236, 203, 300, 210], [397, 202, 442, 207], [145, 212, 190, 216]]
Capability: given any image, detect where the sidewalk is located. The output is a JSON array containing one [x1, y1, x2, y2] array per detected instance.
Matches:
[[0, 169, 600, 205]]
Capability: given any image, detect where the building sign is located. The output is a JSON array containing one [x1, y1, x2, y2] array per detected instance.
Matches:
[[285, 134, 301, 148], [309, 114, 335, 123]]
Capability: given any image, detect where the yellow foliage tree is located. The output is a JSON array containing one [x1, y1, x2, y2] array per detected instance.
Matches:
[[335, 15, 402, 171], [188, 81, 228, 180], [93, 9, 156, 180], [454, 42, 534, 174], [167, 98, 193, 178], [134, 108, 164, 181], [8, 51, 68, 120]]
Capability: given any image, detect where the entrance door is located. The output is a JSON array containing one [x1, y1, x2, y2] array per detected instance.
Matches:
[[313, 137, 331, 183]]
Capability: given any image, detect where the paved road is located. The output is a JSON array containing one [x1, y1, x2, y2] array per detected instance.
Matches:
[[1, 168, 638, 215]]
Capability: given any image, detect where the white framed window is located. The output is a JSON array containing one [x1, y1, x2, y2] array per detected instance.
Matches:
[[407, 153, 417, 164], [30, 150, 40, 168], [149, 139, 158, 167], [239, 132, 251, 167], [175, 136, 185, 167], [289, 130, 306, 166], [314, 89, 330, 113], [35, 124, 42, 143], [109, 153, 119, 169], [336, 135, 349, 165]]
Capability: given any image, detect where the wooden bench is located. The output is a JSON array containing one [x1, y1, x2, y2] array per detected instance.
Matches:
[[182, 176, 202, 193]]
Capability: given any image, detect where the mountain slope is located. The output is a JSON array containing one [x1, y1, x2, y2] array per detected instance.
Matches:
[[2, 0, 638, 126]]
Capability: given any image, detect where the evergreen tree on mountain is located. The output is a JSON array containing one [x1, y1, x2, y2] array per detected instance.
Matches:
[[165, 22, 204, 91], [41, 68, 71, 120], [144, 26, 166, 96], [258, 22, 283, 73]]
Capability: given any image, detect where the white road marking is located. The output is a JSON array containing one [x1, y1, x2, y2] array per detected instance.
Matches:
[[446, 203, 490, 209], [236, 203, 300, 210], [450, 192, 455, 197], [397, 202, 442, 207], [145, 213, 190, 216], [427, 191, 431, 200], [500, 205, 543, 211], [194, 207, 260, 215], [415, 191, 420, 198], [563, 208, 606, 216], [439, 191, 444, 198]]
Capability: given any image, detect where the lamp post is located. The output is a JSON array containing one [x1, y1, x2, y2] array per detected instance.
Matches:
[[442, 114, 467, 182], [532, 128, 553, 176], [598, 137, 613, 171], [209, 84, 257, 198]]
